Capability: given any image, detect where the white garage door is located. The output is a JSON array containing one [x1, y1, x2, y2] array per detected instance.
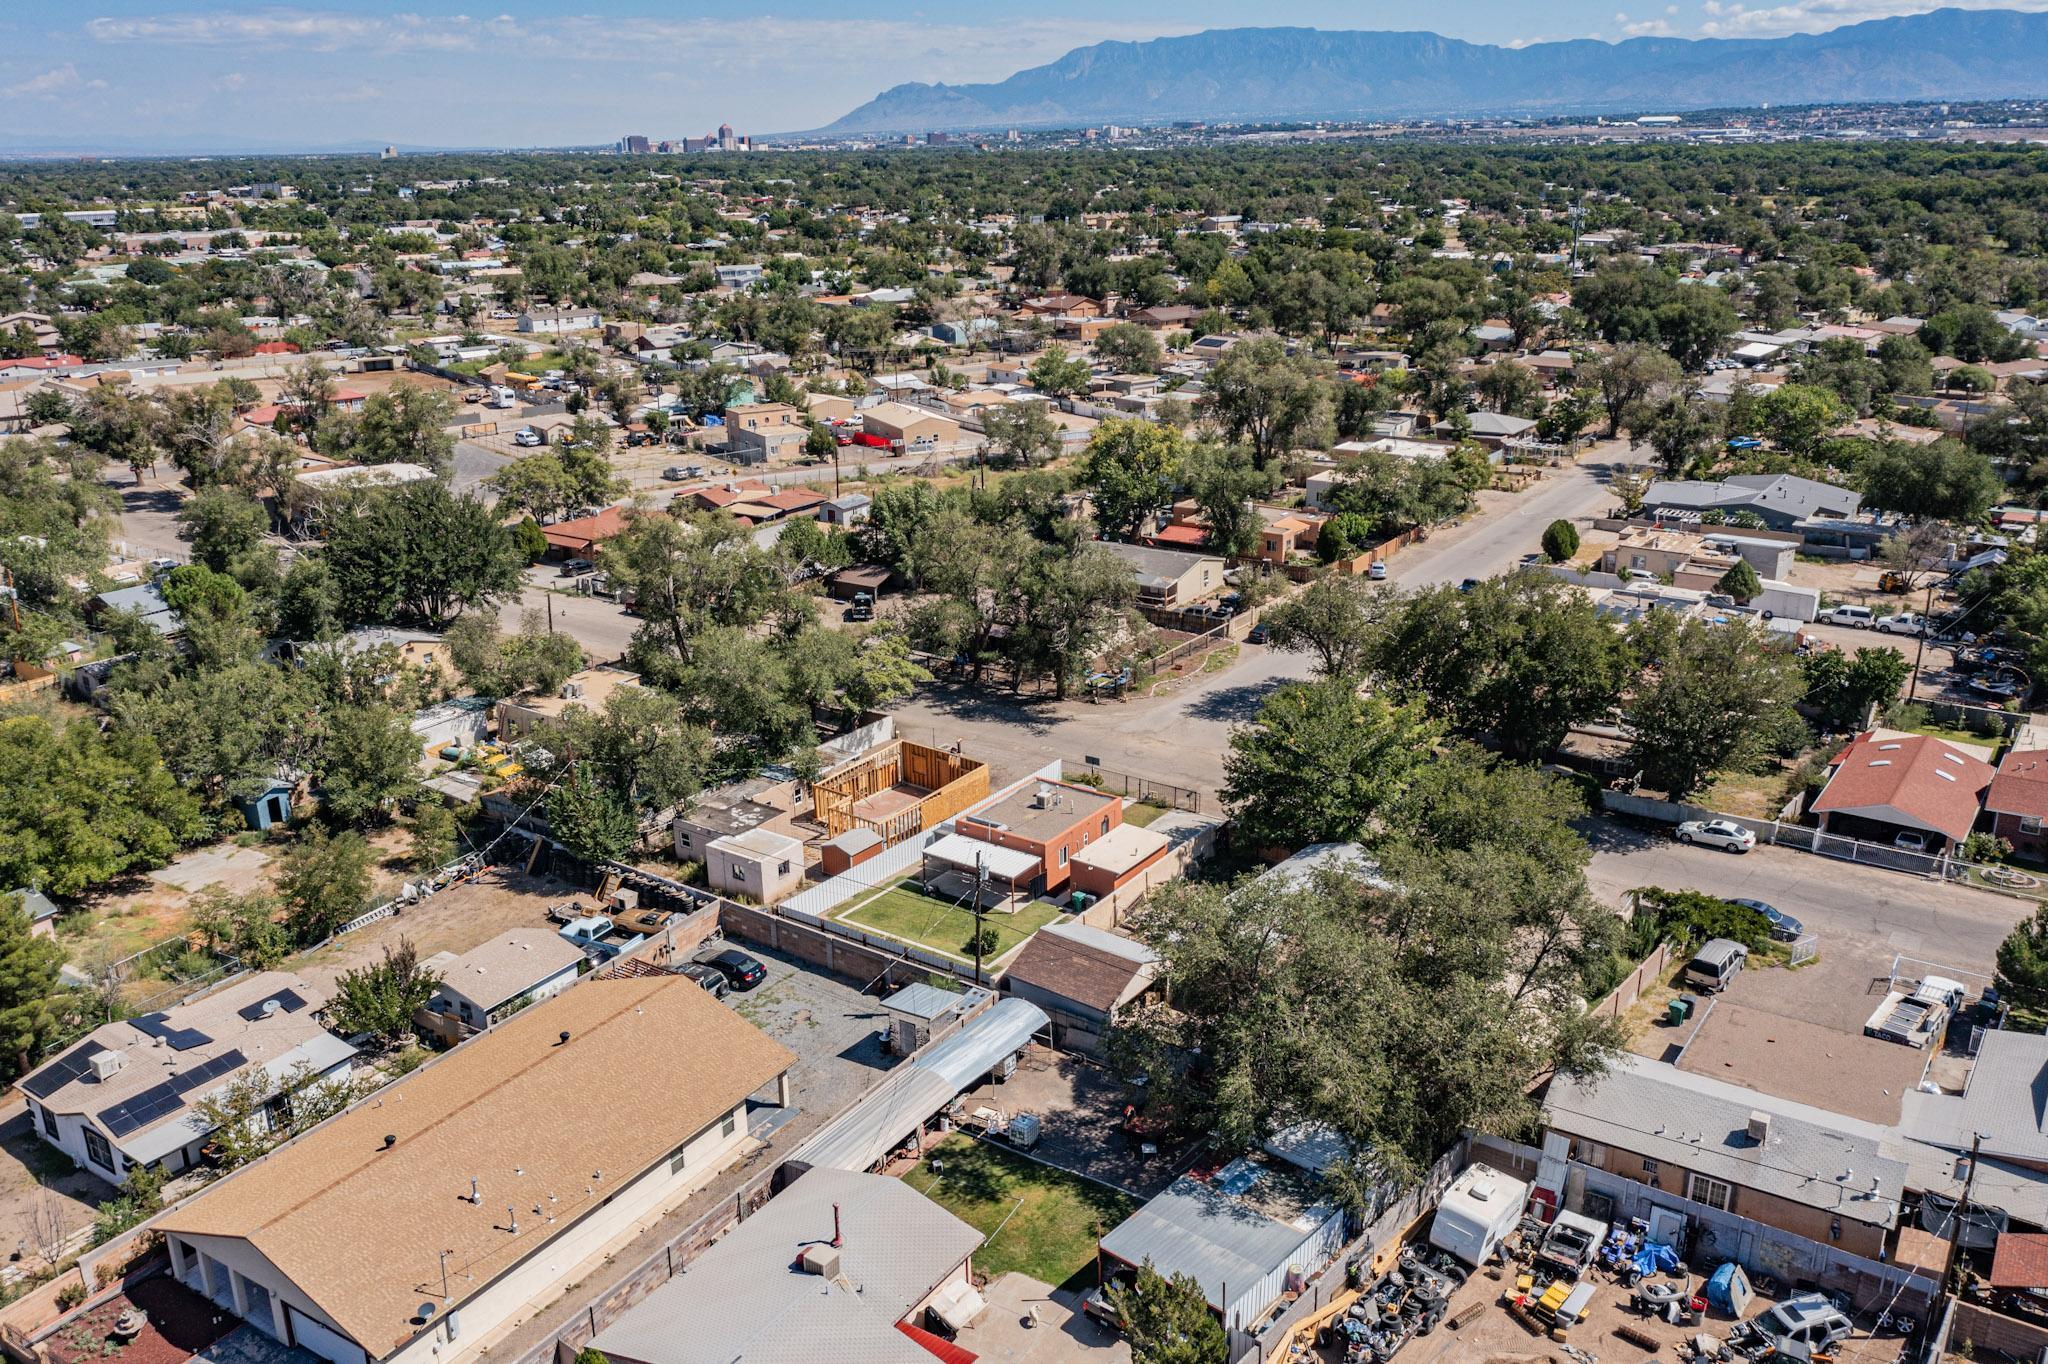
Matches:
[[287, 1306, 368, 1364]]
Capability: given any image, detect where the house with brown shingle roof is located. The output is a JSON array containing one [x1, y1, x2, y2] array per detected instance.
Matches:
[[1987, 744, 2048, 859], [1810, 729, 1994, 855], [1000, 919, 1159, 1056], [156, 977, 794, 1364]]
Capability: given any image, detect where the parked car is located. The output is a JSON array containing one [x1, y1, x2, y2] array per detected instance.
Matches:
[[1080, 1284, 1128, 1331], [1682, 938, 1751, 992], [1733, 1295, 1852, 1356], [678, 962, 729, 999], [1458, 578, 1479, 593], [1729, 897, 1803, 942], [625, 431, 658, 447], [1894, 830, 1931, 853], [846, 591, 874, 622], [1820, 604, 1875, 628], [1675, 819, 1756, 853], [512, 427, 544, 448], [702, 948, 766, 991], [1874, 612, 1928, 636], [560, 557, 595, 577], [1247, 621, 1271, 645], [1367, 561, 1389, 581]]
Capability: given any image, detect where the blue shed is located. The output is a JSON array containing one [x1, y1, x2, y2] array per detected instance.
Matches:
[[237, 778, 295, 832]]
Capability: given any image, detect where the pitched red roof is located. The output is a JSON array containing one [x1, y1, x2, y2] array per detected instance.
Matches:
[[760, 487, 827, 513], [1991, 1233, 2048, 1289], [253, 341, 300, 355], [1146, 524, 1209, 548], [0, 355, 84, 370], [540, 506, 634, 554], [1810, 730, 1993, 844], [896, 1322, 976, 1364], [1989, 748, 2048, 820]]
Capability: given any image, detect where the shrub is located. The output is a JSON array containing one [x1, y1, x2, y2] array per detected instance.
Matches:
[[55, 1282, 85, 1311], [965, 926, 1002, 958], [1630, 886, 1774, 955], [1540, 518, 1580, 563], [1964, 832, 2012, 864]]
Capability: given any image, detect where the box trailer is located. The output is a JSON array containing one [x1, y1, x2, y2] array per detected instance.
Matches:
[[1754, 579, 1820, 623], [1428, 1163, 1530, 1268]]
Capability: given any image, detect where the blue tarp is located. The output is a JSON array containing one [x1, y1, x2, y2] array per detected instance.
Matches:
[[1631, 1240, 1681, 1279], [1707, 1262, 1752, 1315]]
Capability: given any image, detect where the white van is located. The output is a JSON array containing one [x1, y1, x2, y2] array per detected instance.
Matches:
[[1820, 604, 1874, 628], [1428, 1163, 1531, 1268]]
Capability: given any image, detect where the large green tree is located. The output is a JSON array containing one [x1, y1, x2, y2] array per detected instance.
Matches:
[[0, 714, 206, 897], [1081, 419, 1184, 539], [1623, 616, 1804, 798], [321, 482, 522, 625], [1221, 679, 1433, 850]]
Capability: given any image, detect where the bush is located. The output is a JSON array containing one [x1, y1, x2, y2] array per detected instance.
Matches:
[[965, 926, 1002, 958], [1630, 886, 1774, 954], [1540, 519, 1580, 563], [1964, 832, 2013, 864], [55, 1282, 85, 1311]]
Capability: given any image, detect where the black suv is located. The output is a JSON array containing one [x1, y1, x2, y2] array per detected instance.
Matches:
[[703, 948, 767, 992]]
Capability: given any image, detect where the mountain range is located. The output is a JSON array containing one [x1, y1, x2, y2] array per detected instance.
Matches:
[[817, 8, 2048, 134]]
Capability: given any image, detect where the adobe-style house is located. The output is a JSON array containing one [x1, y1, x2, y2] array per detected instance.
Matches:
[[954, 779, 1124, 895]]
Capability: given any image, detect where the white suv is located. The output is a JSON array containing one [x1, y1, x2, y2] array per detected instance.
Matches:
[[1821, 605, 1874, 628]]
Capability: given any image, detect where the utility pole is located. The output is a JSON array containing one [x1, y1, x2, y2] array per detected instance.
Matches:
[[1906, 582, 1935, 705], [1943, 1131, 1985, 1299], [971, 853, 989, 986]]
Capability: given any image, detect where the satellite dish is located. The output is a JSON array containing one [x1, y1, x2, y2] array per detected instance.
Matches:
[[417, 1303, 437, 1324]]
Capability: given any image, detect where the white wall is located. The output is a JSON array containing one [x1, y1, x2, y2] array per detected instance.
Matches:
[[430, 965, 578, 1030]]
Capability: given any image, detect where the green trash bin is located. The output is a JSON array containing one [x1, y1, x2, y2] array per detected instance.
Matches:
[[1667, 997, 1691, 1026]]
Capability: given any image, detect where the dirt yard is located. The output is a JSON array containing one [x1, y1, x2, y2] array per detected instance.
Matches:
[[290, 867, 586, 992]]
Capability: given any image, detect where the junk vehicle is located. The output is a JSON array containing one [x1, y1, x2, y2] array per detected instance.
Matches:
[[1865, 975, 1967, 1048], [1428, 1163, 1530, 1268], [1536, 1211, 1611, 1280], [1728, 1292, 1852, 1359]]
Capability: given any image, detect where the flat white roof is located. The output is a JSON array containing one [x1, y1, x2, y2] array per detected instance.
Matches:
[[922, 832, 1040, 882], [1071, 823, 1169, 877]]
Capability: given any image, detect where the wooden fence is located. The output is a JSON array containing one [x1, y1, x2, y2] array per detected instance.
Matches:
[[1590, 940, 1674, 1020], [813, 739, 988, 844]]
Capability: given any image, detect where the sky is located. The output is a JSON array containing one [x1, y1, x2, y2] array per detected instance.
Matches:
[[2, 0, 2042, 153]]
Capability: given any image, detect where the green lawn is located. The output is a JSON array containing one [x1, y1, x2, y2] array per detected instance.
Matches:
[[1123, 800, 1171, 828], [838, 881, 1065, 963], [901, 1134, 1135, 1290]]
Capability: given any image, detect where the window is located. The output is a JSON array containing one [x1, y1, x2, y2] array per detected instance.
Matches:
[[37, 1104, 56, 1140], [1059, 847, 1069, 867], [1101, 817, 1110, 837], [2024, 816, 2045, 835], [1642, 1158, 1660, 1175], [1687, 1173, 1733, 1211], [722, 1111, 738, 1138], [82, 1127, 114, 1174], [778, 861, 792, 876], [669, 1142, 689, 1175]]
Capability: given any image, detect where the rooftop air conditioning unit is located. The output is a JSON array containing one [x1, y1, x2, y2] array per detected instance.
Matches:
[[799, 1244, 842, 1278], [91, 1049, 128, 1081], [1747, 1111, 1771, 1144], [560, 681, 583, 700]]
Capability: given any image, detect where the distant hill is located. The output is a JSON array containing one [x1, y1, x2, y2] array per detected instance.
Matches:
[[817, 9, 2048, 134]]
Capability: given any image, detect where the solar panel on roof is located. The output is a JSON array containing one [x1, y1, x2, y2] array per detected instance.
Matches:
[[95, 1049, 250, 1140], [237, 988, 308, 1021], [20, 1041, 108, 1100], [131, 1014, 213, 1051]]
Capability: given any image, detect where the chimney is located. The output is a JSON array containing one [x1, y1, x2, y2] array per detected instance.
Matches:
[[1747, 1111, 1771, 1144]]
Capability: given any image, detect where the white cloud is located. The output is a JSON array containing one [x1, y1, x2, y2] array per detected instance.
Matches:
[[1624, 15, 1680, 33], [213, 71, 246, 92], [3, 63, 106, 99], [1699, 0, 2048, 35]]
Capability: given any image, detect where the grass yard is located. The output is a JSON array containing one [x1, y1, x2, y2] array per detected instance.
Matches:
[[839, 880, 1065, 963], [1122, 800, 1171, 828], [901, 1134, 1135, 1290]]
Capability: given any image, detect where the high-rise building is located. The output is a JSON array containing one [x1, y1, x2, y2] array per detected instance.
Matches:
[[623, 134, 651, 154], [926, 131, 950, 146], [380, 145, 397, 159], [717, 123, 737, 151]]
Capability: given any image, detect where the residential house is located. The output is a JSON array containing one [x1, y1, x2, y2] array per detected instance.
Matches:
[[585, 1168, 984, 1364], [1542, 1053, 1904, 1259], [1128, 304, 1201, 330], [10, 886, 60, 939], [1256, 511, 1324, 566], [1986, 744, 2048, 859], [1096, 541, 1224, 607], [422, 929, 586, 1033], [706, 827, 804, 906], [1641, 474, 1862, 531], [673, 773, 805, 864], [954, 779, 1124, 896], [516, 307, 601, 335], [861, 401, 960, 450], [156, 977, 794, 1364], [92, 581, 183, 638], [19, 973, 354, 1185], [1809, 729, 1995, 855], [713, 263, 765, 290], [1001, 918, 1160, 1055], [723, 402, 808, 465], [496, 666, 641, 743], [1433, 410, 1536, 449], [1600, 527, 1747, 588], [538, 505, 633, 560]]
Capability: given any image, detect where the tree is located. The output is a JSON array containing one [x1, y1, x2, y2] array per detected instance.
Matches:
[[317, 705, 419, 826], [1207, 338, 1331, 467], [0, 894, 65, 1079], [321, 482, 523, 625], [557, 687, 711, 816], [177, 487, 269, 572], [1877, 523, 1953, 592], [1717, 559, 1762, 604], [980, 401, 1060, 468], [1371, 574, 1631, 761], [1541, 519, 1580, 563], [1758, 383, 1843, 459], [1262, 575, 1385, 676], [1860, 439, 2000, 522], [1643, 393, 1719, 478], [1221, 679, 1433, 850], [1804, 646, 1909, 729], [1624, 616, 1804, 798], [547, 765, 640, 864], [339, 384, 458, 475], [1996, 905, 2048, 1021], [409, 802, 460, 871], [192, 1059, 368, 1174], [1474, 360, 1542, 417], [1876, 335, 1934, 396], [1537, 387, 1599, 447], [1584, 344, 1680, 437], [1094, 322, 1165, 375], [606, 510, 793, 670], [276, 827, 374, 943], [327, 938, 440, 1048], [1025, 345, 1091, 399], [1109, 1264, 1226, 1364], [1081, 419, 1183, 539], [0, 715, 205, 898], [1180, 442, 1269, 557], [192, 890, 290, 967]]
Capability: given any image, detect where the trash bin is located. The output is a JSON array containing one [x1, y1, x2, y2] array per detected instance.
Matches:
[[1667, 997, 1691, 1026], [1680, 993, 1699, 1017]]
